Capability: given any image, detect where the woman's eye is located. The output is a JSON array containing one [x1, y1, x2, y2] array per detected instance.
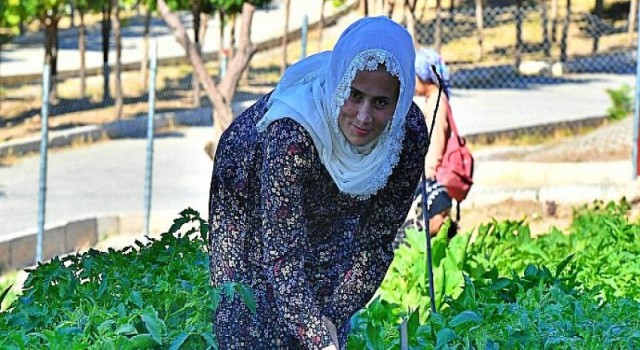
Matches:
[[350, 89, 362, 100], [375, 99, 390, 109]]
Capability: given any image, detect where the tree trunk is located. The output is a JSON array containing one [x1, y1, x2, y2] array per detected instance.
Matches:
[[628, 0, 638, 44], [541, 0, 551, 57], [200, 13, 209, 45], [192, 6, 202, 107], [515, 0, 523, 69], [386, 0, 396, 18], [594, 0, 603, 17], [361, 0, 369, 16], [551, 0, 558, 42], [419, 0, 428, 21], [0, 42, 2, 109], [281, 0, 291, 75], [43, 16, 60, 103], [435, 0, 443, 51], [218, 10, 225, 81], [157, 0, 257, 159], [79, 10, 86, 97], [230, 13, 237, 58], [102, 3, 111, 103], [404, 0, 418, 45], [140, 5, 151, 89], [475, 0, 485, 61], [317, 0, 327, 51], [560, 0, 571, 62], [377, 0, 385, 15], [111, 0, 123, 119], [70, 0, 75, 28]]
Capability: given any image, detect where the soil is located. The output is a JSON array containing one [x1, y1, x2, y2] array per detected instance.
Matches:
[[459, 199, 575, 237]]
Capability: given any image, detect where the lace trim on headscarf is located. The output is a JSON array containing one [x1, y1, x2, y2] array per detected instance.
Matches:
[[330, 49, 406, 200]]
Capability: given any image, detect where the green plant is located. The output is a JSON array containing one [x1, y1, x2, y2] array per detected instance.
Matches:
[[349, 199, 640, 349], [606, 84, 633, 120], [0, 208, 255, 349], [377, 224, 471, 321]]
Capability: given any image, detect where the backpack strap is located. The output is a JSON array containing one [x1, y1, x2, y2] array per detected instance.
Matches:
[[444, 103, 464, 146]]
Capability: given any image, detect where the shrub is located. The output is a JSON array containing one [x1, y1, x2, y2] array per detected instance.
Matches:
[[0, 208, 255, 349], [606, 84, 633, 121]]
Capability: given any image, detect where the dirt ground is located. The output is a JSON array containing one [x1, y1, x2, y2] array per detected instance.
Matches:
[[459, 198, 575, 237]]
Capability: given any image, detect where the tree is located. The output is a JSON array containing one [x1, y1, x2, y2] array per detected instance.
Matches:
[[559, 0, 571, 62], [475, 0, 484, 61], [111, 0, 123, 119], [551, 0, 558, 42], [317, 0, 327, 51], [628, 0, 638, 45], [280, 0, 291, 75], [139, 0, 156, 89], [157, 0, 270, 159], [403, 0, 418, 45], [0, 0, 22, 108], [102, 1, 111, 102], [385, 0, 395, 18], [360, 0, 369, 16], [74, 0, 101, 98], [541, 0, 550, 58], [20, 0, 67, 102], [434, 0, 443, 51]]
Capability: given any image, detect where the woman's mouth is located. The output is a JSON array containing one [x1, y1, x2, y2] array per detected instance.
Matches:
[[352, 125, 371, 137]]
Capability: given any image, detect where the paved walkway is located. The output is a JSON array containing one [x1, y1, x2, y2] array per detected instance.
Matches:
[[0, 1, 639, 239], [0, 0, 347, 79]]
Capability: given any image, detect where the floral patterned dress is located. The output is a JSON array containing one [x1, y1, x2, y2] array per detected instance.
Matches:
[[208, 93, 428, 349]]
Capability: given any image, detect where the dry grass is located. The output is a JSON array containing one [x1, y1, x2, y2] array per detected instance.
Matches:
[[0, 2, 635, 146]]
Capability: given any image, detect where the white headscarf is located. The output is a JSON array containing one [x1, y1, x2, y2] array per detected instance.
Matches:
[[256, 16, 416, 199]]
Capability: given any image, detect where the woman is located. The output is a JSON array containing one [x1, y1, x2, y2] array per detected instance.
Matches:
[[413, 47, 459, 238], [414, 47, 452, 181], [208, 16, 427, 350]]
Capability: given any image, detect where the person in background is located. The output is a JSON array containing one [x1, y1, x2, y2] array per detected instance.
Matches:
[[413, 47, 459, 239], [423, 179, 452, 236], [394, 178, 452, 250], [208, 16, 428, 350], [414, 47, 452, 182]]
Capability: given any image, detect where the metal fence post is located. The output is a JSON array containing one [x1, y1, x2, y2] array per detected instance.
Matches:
[[36, 64, 51, 263], [633, 2, 640, 179], [143, 40, 158, 236], [400, 317, 409, 350], [301, 14, 308, 59]]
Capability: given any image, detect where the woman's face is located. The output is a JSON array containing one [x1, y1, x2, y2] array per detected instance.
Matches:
[[338, 65, 400, 146]]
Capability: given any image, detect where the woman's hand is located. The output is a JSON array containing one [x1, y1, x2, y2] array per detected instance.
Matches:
[[322, 316, 339, 349]]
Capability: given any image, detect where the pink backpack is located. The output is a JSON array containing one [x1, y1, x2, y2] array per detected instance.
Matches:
[[435, 104, 474, 203]]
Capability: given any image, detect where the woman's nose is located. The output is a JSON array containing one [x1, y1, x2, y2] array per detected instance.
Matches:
[[356, 103, 372, 123]]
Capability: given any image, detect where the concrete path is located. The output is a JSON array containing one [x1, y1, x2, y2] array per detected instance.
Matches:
[[0, 0, 343, 79], [0, 127, 214, 238], [0, 0, 639, 239]]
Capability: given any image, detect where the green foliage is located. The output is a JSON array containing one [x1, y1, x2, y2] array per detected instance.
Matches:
[[606, 84, 633, 120], [377, 226, 470, 320], [349, 199, 640, 349], [3, 200, 640, 349], [0, 0, 22, 43], [18, 0, 66, 22], [468, 199, 640, 301], [0, 208, 255, 349]]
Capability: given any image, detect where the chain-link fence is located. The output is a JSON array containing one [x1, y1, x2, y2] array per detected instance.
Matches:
[[0, 0, 638, 271], [414, 2, 637, 88]]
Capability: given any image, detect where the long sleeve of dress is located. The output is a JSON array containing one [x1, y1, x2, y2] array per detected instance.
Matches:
[[259, 119, 333, 349], [421, 94, 450, 179], [324, 110, 428, 331]]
